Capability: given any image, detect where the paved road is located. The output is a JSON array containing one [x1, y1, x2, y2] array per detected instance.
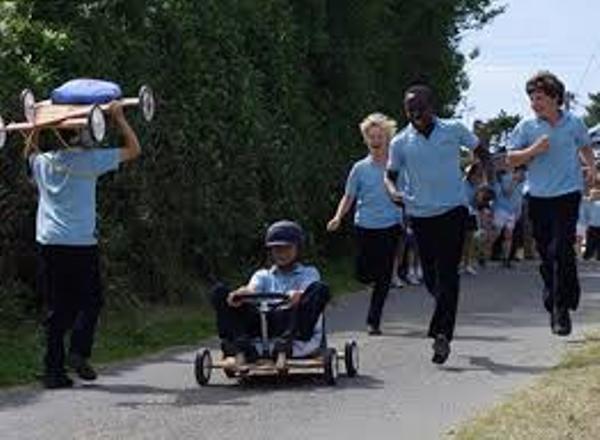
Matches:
[[2, 262, 600, 440]]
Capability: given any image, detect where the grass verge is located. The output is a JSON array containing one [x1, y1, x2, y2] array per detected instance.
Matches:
[[451, 333, 600, 440], [0, 306, 215, 388], [0, 256, 361, 388]]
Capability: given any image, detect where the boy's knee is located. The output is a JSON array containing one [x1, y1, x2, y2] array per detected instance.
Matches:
[[210, 282, 230, 308], [306, 281, 331, 304]]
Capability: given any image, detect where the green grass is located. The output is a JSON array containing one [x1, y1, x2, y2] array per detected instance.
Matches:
[[0, 306, 214, 388], [0, 256, 361, 388], [0, 326, 42, 387], [319, 255, 363, 298], [451, 333, 600, 440]]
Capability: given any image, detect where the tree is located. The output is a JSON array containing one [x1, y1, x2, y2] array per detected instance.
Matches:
[[0, 0, 506, 313], [585, 92, 600, 127], [476, 110, 521, 152]]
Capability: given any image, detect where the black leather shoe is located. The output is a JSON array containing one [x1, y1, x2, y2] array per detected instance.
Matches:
[[67, 353, 98, 381], [432, 334, 450, 364], [41, 373, 74, 389], [367, 325, 382, 336], [552, 309, 572, 336]]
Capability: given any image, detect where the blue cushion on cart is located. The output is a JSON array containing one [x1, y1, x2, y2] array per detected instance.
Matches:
[[51, 79, 122, 105]]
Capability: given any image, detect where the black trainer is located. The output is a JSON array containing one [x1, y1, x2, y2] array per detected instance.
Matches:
[[367, 325, 382, 336], [552, 309, 572, 336], [41, 373, 74, 389], [432, 334, 450, 364], [67, 353, 98, 381]]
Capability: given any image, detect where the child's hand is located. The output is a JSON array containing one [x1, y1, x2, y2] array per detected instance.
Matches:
[[287, 290, 302, 307], [327, 217, 341, 232], [531, 135, 550, 156], [227, 289, 248, 307], [390, 189, 404, 206]]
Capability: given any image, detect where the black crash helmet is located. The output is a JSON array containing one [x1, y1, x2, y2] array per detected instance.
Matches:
[[264, 220, 305, 248]]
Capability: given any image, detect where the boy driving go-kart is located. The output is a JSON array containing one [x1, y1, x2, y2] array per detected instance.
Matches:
[[198, 220, 358, 385], [210, 220, 331, 373]]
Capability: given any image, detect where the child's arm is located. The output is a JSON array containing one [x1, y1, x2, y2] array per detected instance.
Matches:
[[109, 103, 141, 163], [327, 194, 355, 231], [507, 135, 549, 167]]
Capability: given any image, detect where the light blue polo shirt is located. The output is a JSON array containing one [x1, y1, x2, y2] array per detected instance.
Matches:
[[249, 263, 323, 357], [345, 155, 403, 229], [584, 199, 600, 227], [249, 263, 320, 294], [387, 118, 479, 218], [508, 112, 591, 198], [31, 148, 121, 246], [494, 173, 525, 217]]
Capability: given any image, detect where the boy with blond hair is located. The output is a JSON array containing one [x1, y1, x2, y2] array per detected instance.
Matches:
[[327, 112, 403, 335]]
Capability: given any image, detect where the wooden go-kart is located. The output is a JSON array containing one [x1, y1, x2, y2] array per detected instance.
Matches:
[[0, 79, 155, 151], [194, 292, 359, 386]]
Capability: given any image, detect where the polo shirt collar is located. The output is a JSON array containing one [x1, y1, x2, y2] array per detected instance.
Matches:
[[408, 116, 439, 138], [536, 110, 568, 127], [270, 263, 303, 275]]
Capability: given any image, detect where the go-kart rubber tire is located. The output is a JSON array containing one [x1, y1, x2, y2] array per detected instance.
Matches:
[[344, 341, 359, 377], [0, 115, 6, 150], [21, 89, 36, 123], [87, 105, 106, 144], [323, 348, 338, 386], [138, 85, 155, 122], [194, 349, 212, 386]]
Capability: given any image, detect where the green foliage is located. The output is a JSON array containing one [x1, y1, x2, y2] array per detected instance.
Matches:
[[0, 0, 503, 314], [477, 110, 521, 150], [585, 92, 600, 127]]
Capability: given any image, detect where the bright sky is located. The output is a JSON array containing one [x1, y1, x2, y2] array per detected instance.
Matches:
[[459, 0, 600, 125]]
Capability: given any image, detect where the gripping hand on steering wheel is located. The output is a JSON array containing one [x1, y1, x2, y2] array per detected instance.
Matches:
[[287, 290, 303, 307], [227, 286, 253, 307]]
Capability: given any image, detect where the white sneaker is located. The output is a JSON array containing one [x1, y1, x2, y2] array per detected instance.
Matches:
[[416, 266, 423, 279], [406, 273, 421, 285], [465, 265, 478, 276], [391, 277, 405, 288]]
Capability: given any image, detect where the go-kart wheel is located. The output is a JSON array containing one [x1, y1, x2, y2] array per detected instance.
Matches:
[[344, 341, 359, 377], [21, 89, 36, 123], [0, 115, 6, 150], [138, 85, 155, 122], [323, 348, 338, 386], [87, 104, 106, 144], [194, 349, 212, 386]]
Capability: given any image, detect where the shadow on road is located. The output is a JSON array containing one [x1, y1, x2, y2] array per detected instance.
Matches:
[[0, 387, 40, 411], [71, 373, 385, 409]]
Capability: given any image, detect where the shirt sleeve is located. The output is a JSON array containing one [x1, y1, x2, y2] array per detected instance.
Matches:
[[248, 269, 269, 292], [92, 148, 121, 175], [344, 163, 360, 197], [455, 122, 479, 150], [573, 116, 592, 148], [387, 135, 405, 172], [508, 120, 529, 151], [299, 266, 321, 291]]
